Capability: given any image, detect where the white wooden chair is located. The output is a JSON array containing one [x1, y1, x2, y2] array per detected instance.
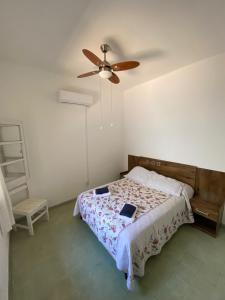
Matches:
[[13, 198, 49, 235]]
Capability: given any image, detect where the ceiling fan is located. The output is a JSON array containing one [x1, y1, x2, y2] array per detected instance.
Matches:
[[77, 44, 140, 84]]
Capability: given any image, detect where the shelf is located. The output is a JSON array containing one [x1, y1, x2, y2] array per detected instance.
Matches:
[[5, 172, 26, 182], [190, 197, 224, 237], [0, 122, 21, 127], [5, 173, 27, 190], [9, 184, 28, 196], [191, 198, 220, 222], [192, 213, 217, 237], [1, 122, 30, 200], [0, 140, 23, 146], [0, 158, 24, 167]]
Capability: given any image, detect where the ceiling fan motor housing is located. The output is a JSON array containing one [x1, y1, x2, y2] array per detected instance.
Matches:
[[99, 65, 111, 71], [100, 44, 110, 53]]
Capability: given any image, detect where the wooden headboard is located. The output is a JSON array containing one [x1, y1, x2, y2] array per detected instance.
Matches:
[[196, 168, 225, 205], [128, 155, 197, 189], [127, 155, 225, 208]]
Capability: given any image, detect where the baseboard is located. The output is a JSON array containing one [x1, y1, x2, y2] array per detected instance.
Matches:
[[49, 198, 76, 209]]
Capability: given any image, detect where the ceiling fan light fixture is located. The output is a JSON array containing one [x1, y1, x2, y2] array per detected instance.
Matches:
[[99, 69, 112, 79]]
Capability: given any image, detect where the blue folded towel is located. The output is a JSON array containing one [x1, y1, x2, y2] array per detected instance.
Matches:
[[94, 186, 110, 197], [119, 204, 137, 218]]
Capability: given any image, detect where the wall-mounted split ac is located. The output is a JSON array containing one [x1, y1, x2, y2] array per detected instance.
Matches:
[[58, 90, 93, 106]]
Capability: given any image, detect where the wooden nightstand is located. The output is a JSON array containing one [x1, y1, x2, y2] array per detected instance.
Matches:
[[191, 196, 224, 237], [120, 171, 129, 179]]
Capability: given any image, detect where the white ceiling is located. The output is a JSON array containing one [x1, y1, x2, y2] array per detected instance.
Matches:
[[1, 0, 225, 89]]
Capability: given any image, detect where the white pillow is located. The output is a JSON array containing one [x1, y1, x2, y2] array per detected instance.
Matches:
[[125, 166, 152, 185], [181, 182, 194, 199], [145, 171, 182, 196], [126, 166, 194, 199]]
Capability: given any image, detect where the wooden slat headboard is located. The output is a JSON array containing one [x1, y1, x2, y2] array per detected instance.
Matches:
[[128, 155, 197, 188]]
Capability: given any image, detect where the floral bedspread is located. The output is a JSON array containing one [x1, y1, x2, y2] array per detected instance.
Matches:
[[74, 178, 194, 289], [77, 178, 178, 255]]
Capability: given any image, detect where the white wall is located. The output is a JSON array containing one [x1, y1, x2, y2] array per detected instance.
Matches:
[[0, 234, 9, 300], [0, 61, 123, 206], [124, 52, 225, 223], [0, 61, 123, 300]]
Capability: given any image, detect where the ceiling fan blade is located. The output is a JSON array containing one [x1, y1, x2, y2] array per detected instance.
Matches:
[[82, 49, 103, 67], [77, 70, 99, 78], [112, 61, 140, 71], [108, 72, 120, 84]]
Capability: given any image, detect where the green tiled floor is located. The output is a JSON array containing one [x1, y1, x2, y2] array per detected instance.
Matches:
[[10, 201, 225, 300]]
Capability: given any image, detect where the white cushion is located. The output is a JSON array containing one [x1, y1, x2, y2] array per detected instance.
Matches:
[[145, 171, 182, 196], [126, 166, 194, 199], [125, 166, 151, 185], [181, 182, 194, 199]]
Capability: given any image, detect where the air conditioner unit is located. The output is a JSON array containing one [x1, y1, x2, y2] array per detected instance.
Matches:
[[58, 90, 93, 106]]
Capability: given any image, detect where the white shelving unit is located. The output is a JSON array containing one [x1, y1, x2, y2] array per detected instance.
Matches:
[[0, 121, 29, 198], [0, 121, 49, 235]]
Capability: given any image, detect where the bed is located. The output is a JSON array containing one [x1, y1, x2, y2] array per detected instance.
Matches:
[[73, 156, 197, 289]]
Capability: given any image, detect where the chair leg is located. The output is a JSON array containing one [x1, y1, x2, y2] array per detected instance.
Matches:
[[45, 207, 50, 221], [27, 215, 34, 235], [12, 225, 17, 232]]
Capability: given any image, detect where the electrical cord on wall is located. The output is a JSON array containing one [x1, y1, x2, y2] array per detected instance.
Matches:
[[84, 80, 114, 188], [99, 78, 104, 130], [110, 82, 114, 127], [84, 106, 90, 188]]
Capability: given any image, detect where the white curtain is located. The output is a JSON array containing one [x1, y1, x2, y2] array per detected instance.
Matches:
[[0, 168, 15, 236]]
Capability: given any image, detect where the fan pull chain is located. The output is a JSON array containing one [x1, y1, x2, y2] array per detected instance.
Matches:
[[110, 83, 114, 127], [99, 78, 104, 130], [84, 106, 90, 188]]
